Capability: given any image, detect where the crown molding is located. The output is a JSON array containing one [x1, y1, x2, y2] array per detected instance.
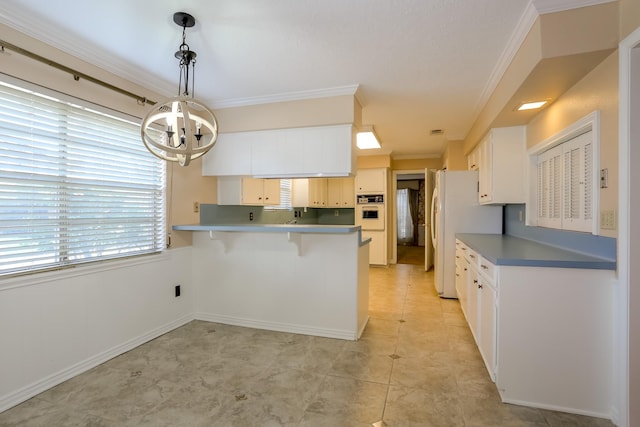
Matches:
[[210, 84, 360, 109], [532, 0, 617, 15]]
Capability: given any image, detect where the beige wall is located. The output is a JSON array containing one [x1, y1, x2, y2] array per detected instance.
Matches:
[[442, 140, 467, 170], [620, 0, 640, 39], [527, 51, 618, 238], [391, 157, 441, 171], [357, 155, 391, 169]]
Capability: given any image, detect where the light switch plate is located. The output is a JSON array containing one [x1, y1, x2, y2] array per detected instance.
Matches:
[[601, 209, 616, 230]]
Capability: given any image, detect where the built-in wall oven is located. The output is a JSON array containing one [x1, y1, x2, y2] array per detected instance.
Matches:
[[356, 194, 385, 230]]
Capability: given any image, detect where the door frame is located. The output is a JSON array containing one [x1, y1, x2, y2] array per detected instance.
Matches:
[[391, 169, 426, 264], [617, 25, 640, 427]]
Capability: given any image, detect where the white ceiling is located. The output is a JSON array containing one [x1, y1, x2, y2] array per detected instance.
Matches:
[[0, 0, 601, 158]]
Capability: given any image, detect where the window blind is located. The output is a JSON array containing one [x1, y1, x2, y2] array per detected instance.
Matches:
[[0, 80, 165, 276], [265, 179, 292, 210]]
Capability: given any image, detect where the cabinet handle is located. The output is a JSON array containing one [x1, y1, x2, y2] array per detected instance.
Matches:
[[464, 268, 467, 271], [478, 283, 483, 289], [473, 280, 478, 284], [481, 264, 488, 269], [456, 255, 460, 259], [470, 254, 476, 259], [456, 273, 460, 277]]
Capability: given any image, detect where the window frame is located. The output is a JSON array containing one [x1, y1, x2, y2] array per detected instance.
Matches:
[[526, 111, 600, 234], [0, 77, 166, 278]]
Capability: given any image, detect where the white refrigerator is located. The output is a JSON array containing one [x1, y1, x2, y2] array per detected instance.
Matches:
[[430, 170, 502, 298]]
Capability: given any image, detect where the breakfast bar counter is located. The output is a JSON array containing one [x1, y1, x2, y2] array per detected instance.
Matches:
[[173, 224, 370, 340]]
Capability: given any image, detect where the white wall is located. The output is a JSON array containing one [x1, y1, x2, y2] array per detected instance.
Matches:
[[0, 247, 194, 412]]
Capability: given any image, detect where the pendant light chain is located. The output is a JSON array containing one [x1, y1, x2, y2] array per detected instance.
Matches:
[[140, 11, 218, 167]]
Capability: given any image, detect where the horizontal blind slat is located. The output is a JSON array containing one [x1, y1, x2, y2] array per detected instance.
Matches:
[[0, 79, 166, 276]]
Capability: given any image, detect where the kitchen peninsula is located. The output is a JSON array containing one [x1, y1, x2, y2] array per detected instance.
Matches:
[[173, 223, 370, 340]]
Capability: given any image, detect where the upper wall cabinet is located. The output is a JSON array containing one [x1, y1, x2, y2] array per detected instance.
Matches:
[[478, 126, 526, 205], [355, 168, 386, 194], [202, 124, 355, 178]]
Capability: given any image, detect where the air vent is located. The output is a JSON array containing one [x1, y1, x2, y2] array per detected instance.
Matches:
[[430, 129, 444, 135]]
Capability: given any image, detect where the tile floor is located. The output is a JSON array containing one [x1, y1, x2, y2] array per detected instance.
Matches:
[[0, 264, 615, 426]]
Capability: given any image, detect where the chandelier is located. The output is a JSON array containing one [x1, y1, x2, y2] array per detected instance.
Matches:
[[141, 12, 218, 167]]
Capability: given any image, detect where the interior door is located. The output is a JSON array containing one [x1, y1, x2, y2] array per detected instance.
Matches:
[[425, 169, 435, 270]]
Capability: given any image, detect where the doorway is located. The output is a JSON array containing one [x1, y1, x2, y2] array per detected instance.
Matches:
[[395, 173, 427, 265]]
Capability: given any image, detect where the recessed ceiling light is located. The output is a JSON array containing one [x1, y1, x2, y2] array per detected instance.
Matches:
[[516, 100, 548, 111], [356, 126, 381, 149]]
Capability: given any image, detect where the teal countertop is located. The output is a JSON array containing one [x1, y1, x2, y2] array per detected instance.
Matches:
[[173, 224, 360, 233], [456, 233, 616, 270], [172, 224, 371, 246]]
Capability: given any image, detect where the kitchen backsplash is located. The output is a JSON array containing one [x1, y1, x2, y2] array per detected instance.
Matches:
[[504, 204, 616, 261], [199, 204, 355, 226]]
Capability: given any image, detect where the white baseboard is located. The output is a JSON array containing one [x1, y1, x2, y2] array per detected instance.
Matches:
[[0, 314, 194, 413], [500, 396, 612, 422], [194, 312, 358, 341]]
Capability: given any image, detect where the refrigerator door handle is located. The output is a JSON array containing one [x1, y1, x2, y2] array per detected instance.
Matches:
[[430, 187, 438, 248]]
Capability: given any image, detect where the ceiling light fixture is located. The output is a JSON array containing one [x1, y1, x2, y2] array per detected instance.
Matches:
[[357, 126, 381, 149], [141, 12, 218, 167], [516, 100, 548, 111]]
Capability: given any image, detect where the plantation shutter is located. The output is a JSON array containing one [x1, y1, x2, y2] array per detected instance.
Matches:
[[0, 80, 165, 276]]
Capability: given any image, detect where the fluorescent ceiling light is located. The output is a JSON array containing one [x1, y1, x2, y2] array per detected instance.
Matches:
[[357, 126, 381, 149], [517, 100, 548, 111]]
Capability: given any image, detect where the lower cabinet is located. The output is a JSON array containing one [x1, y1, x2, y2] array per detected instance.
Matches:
[[217, 176, 281, 206], [455, 238, 614, 416], [362, 230, 386, 265], [292, 178, 328, 208]]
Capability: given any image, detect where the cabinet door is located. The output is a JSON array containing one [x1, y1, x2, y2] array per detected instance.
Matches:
[[242, 178, 266, 205], [262, 179, 281, 206], [309, 178, 327, 207], [356, 169, 386, 193], [467, 264, 480, 342], [217, 176, 243, 205], [327, 178, 355, 207], [479, 278, 497, 381], [292, 178, 310, 207], [478, 136, 492, 203], [202, 133, 252, 176]]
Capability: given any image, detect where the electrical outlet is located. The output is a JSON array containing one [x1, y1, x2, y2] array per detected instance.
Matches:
[[174, 284, 181, 297], [193, 201, 199, 213], [518, 209, 523, 222], [249, 212, 254, 221], [334, 210, 339, 217]]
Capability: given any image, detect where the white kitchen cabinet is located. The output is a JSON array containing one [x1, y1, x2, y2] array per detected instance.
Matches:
[[327, 177, 355, 208], [454, 240, 469, 317], [292, 178, 328, 208], [478, 126, 526, 204], [355, 168, 386, 193], [467, 145, 480, 171], [477, 256, 497, 382], [203, 124, 355, 177], [456, 237, 614, 415], [217, 176, 280, 206], [202, 132, 252, 176]]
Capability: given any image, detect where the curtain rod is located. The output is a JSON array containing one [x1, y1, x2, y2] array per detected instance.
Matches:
[[0, 39, 156, 106]]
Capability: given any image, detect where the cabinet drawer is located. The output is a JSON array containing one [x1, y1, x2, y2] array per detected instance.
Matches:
[[478, 256, 496, 281], [466, 247, 479, 266]]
